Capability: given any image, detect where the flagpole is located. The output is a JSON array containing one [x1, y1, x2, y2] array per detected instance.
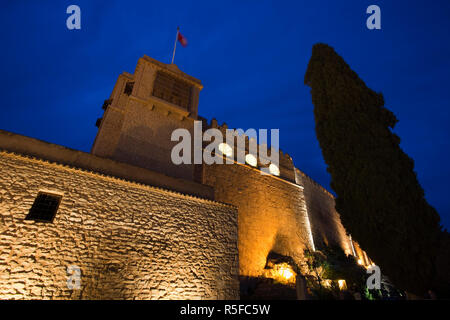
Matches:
[[171, 27, 179, 64]]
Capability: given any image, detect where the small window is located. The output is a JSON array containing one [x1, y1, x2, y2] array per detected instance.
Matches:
[[25, 192, 62, 222], [124, 81, 134, 96]]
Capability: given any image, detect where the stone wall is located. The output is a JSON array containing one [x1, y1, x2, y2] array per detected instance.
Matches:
[[112, 97, 197, 180], [296, 169, 353, 255], [0, 151, 239, 299], [92, 56, 203, 182], [203, 162, 315, 277]]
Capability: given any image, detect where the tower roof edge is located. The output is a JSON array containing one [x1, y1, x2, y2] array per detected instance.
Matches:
[[139, 55, 203, 89]]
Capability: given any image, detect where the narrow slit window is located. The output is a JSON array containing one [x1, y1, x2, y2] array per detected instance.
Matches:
[[124, 81, 134, 96], [25, 192, 62, 222]]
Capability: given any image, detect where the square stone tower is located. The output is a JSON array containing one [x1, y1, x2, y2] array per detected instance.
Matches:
[[91, 56, 203, 181]]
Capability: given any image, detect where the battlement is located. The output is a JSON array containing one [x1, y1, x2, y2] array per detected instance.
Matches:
[[295, 168, 335, 198]]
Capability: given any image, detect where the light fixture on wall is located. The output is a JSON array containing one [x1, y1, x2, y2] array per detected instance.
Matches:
[[278, 265, 294, 280], [245, 154, 257, 167], [338, 279, 347, 290], [263, 262, 296, 284], [218, 143, 233, 157], [269, 163, 280, 176]]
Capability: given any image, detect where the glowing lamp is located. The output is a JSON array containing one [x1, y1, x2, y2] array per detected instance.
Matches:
[[218, 143, 233, 157], [269, 163, 280, 176], [245, 154, 257, 167], [357, 259, 363, 265], [338, 279, 347, 290], [278, 266, 293, 280], [322, 279, 332, 288]]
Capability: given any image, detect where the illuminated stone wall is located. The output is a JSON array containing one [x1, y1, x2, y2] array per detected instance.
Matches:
[[352, 240, 372, 267], [296, 169, 353, 255], [0, 151, 239, 300], [203, 163, 315, 277]]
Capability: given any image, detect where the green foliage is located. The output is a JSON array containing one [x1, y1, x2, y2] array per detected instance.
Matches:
[[304, 246, 367, 298], [364, 287, 375, 300], [320, 245, 366, 288], [304, 43, 444, 296], [304, 248, 327, 286]]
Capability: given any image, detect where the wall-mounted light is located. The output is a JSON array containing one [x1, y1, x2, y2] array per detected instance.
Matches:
[[269, 163, 280, 176], [245, 154, 257, 167], [278, 266, 294, 280], [338, 279, 347, 290], [262, 262, 296, 284], [218, 143, 233, 157]]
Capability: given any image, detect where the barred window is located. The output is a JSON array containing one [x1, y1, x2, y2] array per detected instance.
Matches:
[[25, 192, 62, 222], [152, 71, 192, 110]]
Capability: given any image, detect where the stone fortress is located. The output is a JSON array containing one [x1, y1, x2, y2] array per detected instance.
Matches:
[[0, 55, 371, 299]]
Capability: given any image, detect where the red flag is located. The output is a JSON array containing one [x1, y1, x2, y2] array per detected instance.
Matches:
[[177, 31, 188, 47]]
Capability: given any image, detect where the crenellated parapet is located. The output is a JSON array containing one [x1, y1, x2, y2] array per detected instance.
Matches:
[[295, 168, 335, 198]]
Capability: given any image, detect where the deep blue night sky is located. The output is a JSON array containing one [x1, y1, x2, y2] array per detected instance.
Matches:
[[1, 1, 449, 229]]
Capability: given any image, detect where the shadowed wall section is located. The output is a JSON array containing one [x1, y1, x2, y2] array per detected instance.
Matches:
[[296, 169, 353, 255]]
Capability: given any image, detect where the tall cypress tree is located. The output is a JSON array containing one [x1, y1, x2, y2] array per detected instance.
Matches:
[[304, 43, 442, 295]]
